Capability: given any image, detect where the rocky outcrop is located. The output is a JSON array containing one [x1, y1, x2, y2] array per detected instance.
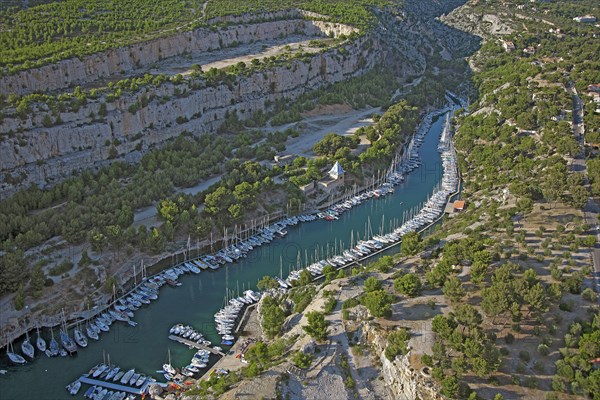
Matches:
[[0, 35, 380, 198], [1, 14, 357, 96], [362, 323, 442, 400]]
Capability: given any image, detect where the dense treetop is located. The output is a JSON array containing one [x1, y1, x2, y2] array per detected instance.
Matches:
[[0, 0, 206, 72]]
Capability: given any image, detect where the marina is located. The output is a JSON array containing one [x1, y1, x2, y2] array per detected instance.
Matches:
[[0, 102, 460, 399]]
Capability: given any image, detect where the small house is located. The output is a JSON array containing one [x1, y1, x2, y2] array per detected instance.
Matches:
[[318, 161, 345, 192], [453, 200, 466, 212]]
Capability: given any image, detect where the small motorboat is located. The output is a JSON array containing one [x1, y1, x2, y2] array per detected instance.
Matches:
[[66, 380, 81, 395]]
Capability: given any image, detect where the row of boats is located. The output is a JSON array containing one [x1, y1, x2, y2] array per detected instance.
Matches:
[[213, 290, 261, 345], [83, 387, 137, 400], [285, 106, 459, 282], [318, 180, 398, 221], [88, 362, 153, 387], [167, 323, 220, 377], [7, 282, 161, 364]]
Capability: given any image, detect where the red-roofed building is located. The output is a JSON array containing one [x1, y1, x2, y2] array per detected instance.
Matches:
[[453, 200, 466, 212]]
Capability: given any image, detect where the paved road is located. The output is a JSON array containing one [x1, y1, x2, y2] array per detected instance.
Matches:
[[568, 84, 600, 297]]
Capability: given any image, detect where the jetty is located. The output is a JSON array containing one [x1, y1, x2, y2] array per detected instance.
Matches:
[[77, 374, 153, 395], [167, 335, 225, 356]]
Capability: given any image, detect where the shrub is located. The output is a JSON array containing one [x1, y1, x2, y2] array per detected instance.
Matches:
[[303, 311, 328, 340], [49, 261, 73, 276], [394, 273, 422, 297], [519, 350, 530, 362], [559, 300, 574, 312], [345, 376, 355, 388], [323, 296, 337, 314], [342, 298, 360, 309], [537, 343, 550, 356], [385, 328, 411, 361], [364, 276, 382, 292], [292, 351, 313, 369], [582, 288, 597, 302], [421, 353, 433, 366]]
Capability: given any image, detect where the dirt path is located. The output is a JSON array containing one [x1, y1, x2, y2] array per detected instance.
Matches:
[[143, 36, 327, 78], [274, 106, 380, 157]]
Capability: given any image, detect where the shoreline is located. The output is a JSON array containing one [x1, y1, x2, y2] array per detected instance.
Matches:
[[0, 99, 461, 374]]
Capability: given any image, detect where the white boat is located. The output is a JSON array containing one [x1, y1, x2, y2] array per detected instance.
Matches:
[[21, 332, 35, 359], [36, 327, 47, 352], [135, 374, 147, 387], [89, 321, 101, 334], [109, 310, 130, 322], [120, 368, 135, 384], [129, 372, 140, 386], [7, 349, 26, 365], [185, 365, 199, 373], [93, 364, 108, 378], [163, 349, 176, 375], [86, 323, 99, 340], [106, 366, 120, 380], [66, 380, 81, 395], [74, 327, 88, 348], [95, 319, 110, 332], [94, 388, 108, 400], [48, 329, 59, 357], [113, 371, 125, 382]]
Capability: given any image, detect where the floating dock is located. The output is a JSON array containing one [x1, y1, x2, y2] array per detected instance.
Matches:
[[167, 335, 225, 356], [77, 374, 152, 395]]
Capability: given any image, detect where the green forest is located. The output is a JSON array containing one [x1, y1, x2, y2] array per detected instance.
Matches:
[[0, 0, 389, 74]]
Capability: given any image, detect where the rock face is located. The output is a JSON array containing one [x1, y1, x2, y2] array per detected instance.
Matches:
[[362, 323, 442, 400], [0, 22, 375, 199], [1, 10, 357, 96], [0, 1, 475, 199]]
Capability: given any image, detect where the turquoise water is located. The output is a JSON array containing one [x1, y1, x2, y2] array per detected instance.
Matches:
[[0, 113, 449, 400]]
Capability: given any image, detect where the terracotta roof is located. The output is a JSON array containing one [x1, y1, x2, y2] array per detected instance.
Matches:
[[453, 200, 465, 210]]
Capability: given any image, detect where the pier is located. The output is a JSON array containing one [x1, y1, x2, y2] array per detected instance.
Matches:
[[167, 335, 225, 356], [235, 304, 256, 334], [77, 374, 153, 395]]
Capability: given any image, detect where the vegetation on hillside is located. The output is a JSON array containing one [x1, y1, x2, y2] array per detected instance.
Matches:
[[0, 0, 207, 73], [203, 0, 390, 29], [0, 0, 390, 74]]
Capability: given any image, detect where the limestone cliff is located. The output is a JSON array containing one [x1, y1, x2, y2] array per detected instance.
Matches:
[[0, 34, 380, 198], [362, 323, 442, 400], [0, 1, 476, 199], [1, 9, 359, 96]]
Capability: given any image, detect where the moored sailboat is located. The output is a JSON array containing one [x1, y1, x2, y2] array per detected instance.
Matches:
[[21, 331, 35, 359], [73, 324, 88, 348], [7, 341, 26, 365], [36, 326, 46, 353], [162, 349, 176, 375], [47, 329, 59, 357]]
